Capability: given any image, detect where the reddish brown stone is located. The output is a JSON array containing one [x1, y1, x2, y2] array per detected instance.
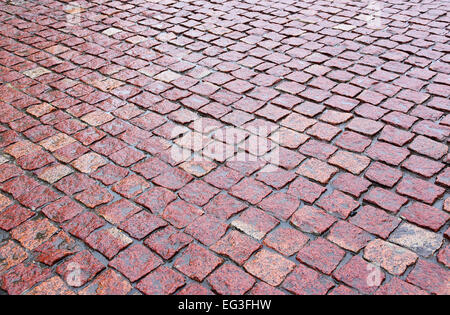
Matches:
[[327, 221, 373, 252], [137, 266, 185, 295], [282, 264, 335, 295], [97, 199, 141, 225], [144, 226, 192, 260], [42, 197, 84, 224], [119, 211, 167, 240], [349, 205, 401, 239], [62, 212, 106, 240], [0, 263, 51, 295], [0, 241, 28, 273], [231, 207, 279, 240], [162, 200, 203, 228], [75, 184, 113, 208], [184, 214, 228, 246], [173, 243, 223, 281], [332, 173, 371, 197], [244, 249, 296, 286], [364, 162, 403, 187], [401, 202, 449, 232], [291, 205, 337, 234], [204, 194, 247, 220], [11, 217, 58, 251], [296, 158, 338, 184], [364, 239, 418, 275], [316, 190, 359, 219], [207, 263, 255, 295], [396, 176, 445, 205], [297, 238, 345, 275], [287, 176, 326, 203], [109, 244, 162, 282], [364, 187, 408, 213], [333, 256, 385, 294], [211, 230, 261, 265], [0, 204, 34, 231], [79, 269, 132, 295], [35, 231, 80, 266], [229, 177, 271, 205], [264, 227, 309, 256], [406, 259, 449, 295], [56, 250, 105, 287], [375, 277, 428, 295], [258, 192, 300, 220], [85, 227, 132, 259]]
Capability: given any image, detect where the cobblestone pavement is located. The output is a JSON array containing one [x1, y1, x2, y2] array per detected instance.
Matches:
[[0, 0, 449, 295]]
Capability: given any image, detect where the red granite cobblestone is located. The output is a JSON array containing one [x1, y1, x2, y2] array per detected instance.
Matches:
[[0, 0, 448, 296]]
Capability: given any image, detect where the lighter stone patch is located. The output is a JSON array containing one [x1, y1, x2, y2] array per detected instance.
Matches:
[[40, 133, 76, 152], [389, 223, 443, 257], [153, 70, 181, 83], [23, 67, 51, 79], [26, 103, 55, 117], [103, 27, 122, 36], [71, 152, 107, 173], [38, 164, 73, 184], [364, 239, 418, 275], [231, 220, 265, 240]]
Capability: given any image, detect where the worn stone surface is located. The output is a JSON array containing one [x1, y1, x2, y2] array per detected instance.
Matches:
[[0, 0, 449, 296], [389, 223, 444, 257]]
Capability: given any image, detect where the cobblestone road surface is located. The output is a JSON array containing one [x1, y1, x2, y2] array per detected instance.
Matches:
[[0, 0, 449, 295]]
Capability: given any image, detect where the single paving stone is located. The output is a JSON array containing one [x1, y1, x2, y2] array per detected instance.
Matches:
[[244, 249, 296, 286], [162, 200, 203, 229], [0, 241, 28, 273], [178, 180, 220, 206], [137, 266, 185, 295], [332, 173, 371, 197], [79, 269, 132, 295], [264, 227, 309, 257], [366, 141, 410, 166], [349, 205, 401, 239], [363, 187, 408, 213], [333, 256, 385, 294], [375, 277, 428, 295], [389, 223, 443, 257], [42, 197, 84, 224], [282, 264, 335, 295], [347, 117, 384, 136], [402, 155, 445, 178], [173, 243, 223, 281], [75, 184, 113, 208], [180, 159, 217, 177], [35, 231, 80, 266], [437, 245, 450, 268], [97, 199, 141, 225], [328, 150, 370, 175], [335, 131, 371, 153], [364, 162, 403, 187], [229, 177, 272, 204], [290, 205, 337, 234], [85, 227, 133, 259], [207, 263, 255, 295], [231, 207, 279, 240], [112, 174, 150, 199], [296, 158, 338, 184], [0, 263, 51, 295], [436, 167, 450, 187], [144, 226, 192, 260], [297, 238, 345, 275], [71, 152, 107, 173], [321, 188, 361, 218], [0, 204, 34, 231], [135, 187, 176, 214], [56, 250, 105, 288], [37, 164, 73, 184], [249, 282, 286, 295], [364, 239, 418, 275], [11, 217, 58, 251], [62, 212, 106, 240], [185, 214, 228, 246], [211, 230, 261, 265], [327, 221, 373, 253], [258, 192, 300, 220], [406, 259, 450, 295], [408, 135, 448, 160], [152, 168, 193, 190], [396, 176, 445, 205], [26, 276, 75, 295], [203, 166, 243, 189], [328, 285, 360, 296], [204, 194, 247, 220], [109, 244, 163, 282], [119, 211, 167, 240], [400, 202, 449, 232], [287, 176, 326, 203]]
